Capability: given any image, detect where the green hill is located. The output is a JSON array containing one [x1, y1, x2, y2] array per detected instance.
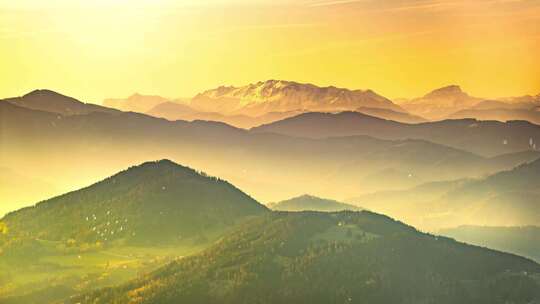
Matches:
[[71, 211, 540, 304], [1, 159, 267, 249], [270, 194, 362, 212], [0, 160, 268, 303]]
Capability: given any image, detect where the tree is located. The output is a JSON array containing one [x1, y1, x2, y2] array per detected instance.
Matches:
[[0, 222, 7, 235]]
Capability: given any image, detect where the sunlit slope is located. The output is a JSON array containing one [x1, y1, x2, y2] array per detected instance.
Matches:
[[3, 97, 539, 211], [0, 159, 267, 247], [70, 211, 540, 304], [252, 111, 540, 157], [191, 80, 404, 116], [270, 194, 361, 212]]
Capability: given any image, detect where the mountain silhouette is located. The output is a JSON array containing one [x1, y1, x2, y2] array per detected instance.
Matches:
[[252, 111, 540, 157], [1, 89, 118, 116]]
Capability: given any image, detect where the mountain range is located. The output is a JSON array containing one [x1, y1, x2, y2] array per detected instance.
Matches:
[[104, 81, 417, 128], [190, 80, 404, 116], [146, 101, 304, 129], [252, 111, 540, 157], [101, 81, 540, 128], [397, 85, 540, 120], [4, 95, 539, 215]]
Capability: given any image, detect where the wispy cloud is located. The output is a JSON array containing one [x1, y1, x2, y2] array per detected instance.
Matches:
[[306, 0, 538, 12], [307, 0, 368, 7], [378, 1, 459, 12]]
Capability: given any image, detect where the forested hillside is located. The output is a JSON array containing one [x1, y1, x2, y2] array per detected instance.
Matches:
[[71, 211, 540, 304]]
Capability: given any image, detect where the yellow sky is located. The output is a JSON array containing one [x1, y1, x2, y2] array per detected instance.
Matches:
[[1, 0, 539, 103]]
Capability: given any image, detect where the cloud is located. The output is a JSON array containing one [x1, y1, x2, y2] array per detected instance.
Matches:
[[307, 0, 368, 7], [306, 0, 537, 11]]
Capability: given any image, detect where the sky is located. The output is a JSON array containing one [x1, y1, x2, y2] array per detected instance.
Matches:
[[1, 0, 539, 103]]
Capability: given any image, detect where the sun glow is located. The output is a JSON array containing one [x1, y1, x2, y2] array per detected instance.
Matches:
[[1, 0, 539, 102]]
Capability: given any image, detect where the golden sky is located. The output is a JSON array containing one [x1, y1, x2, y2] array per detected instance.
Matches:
[[1, 0, 539, 103]]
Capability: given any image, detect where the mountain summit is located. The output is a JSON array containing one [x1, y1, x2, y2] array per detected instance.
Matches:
[[1, 89, 118, 116], [424, 85, 466, 99], [1, 159, 268, 246], [399, 85, 481, 119], [191, 80, 404, 116]]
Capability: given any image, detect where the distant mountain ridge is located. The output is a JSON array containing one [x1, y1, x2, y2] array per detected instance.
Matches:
[[3, 98, 540, 212], [355, 106, 427, 123], [440, 225, 540, 263], [146, 101, 305, 129], [269, 194, 362, 212], [1, 90, 118, 116], [448, 108, 540, 126], [191, 80, 404, 116], [398, 85, 540, 121], [352, 157, 540, 229], [103, 93, 172, 113], [252, 111, 540, 157], [100, 83, 540, 127], [398, 85, 482, 120]]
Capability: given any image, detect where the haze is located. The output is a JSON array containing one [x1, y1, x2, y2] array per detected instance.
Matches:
[[1, 0, 539, 102]]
